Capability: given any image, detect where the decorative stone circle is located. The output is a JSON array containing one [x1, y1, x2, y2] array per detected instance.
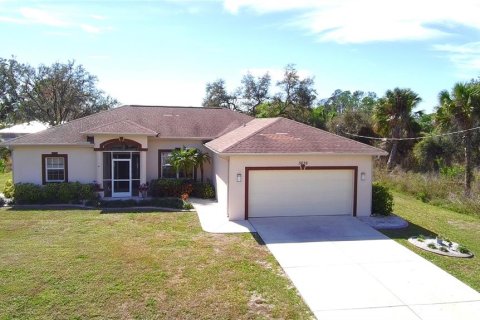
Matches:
[[408, 236, 473, 258]]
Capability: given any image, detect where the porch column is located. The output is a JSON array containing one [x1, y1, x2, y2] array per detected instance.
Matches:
[[96, 151, 103, 187], [140, 151, 147, 185]]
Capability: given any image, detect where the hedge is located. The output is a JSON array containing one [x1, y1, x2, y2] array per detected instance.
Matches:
[[149, 179, 216, 199], [190, 181, 216, 199], [13, 182, 97, 204]]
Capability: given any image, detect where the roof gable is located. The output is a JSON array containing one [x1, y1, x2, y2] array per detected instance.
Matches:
[[4, 106, 253, 146], [206, 117, 388, 156], [81, 120, 157, 135]]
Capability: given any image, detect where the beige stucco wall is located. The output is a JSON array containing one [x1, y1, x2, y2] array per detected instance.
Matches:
[[11, 136, 214, 189], [12, 146, 96, 185], [212, 153, 229, 213], [225, 154, 373, 220], [145, 138, 213, 182]]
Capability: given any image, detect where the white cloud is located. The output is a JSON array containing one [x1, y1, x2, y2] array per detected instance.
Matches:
[[19, 7, 68, 27], [433, 42, 480, 71], [0, 6, 112, 35], [90, 14, 106, 20], [223, 0, 480, 43], [0, 15, 24, 24], [80, 24, 101, 34]]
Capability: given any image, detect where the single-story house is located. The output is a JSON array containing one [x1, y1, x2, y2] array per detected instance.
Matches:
[[0, 121, 49, 141], [3, 105, 387, 220]]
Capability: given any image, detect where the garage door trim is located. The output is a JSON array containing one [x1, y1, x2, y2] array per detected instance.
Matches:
[[245, 166, 358, 219]]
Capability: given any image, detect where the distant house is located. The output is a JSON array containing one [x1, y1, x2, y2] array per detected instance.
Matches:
[[0, 121, 49, 141], [2, 105, 387, 220]]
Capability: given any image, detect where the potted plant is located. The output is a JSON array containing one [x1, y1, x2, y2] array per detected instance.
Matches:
[[139, 183, 149, 198]]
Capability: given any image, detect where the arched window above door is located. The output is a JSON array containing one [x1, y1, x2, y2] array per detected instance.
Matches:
[[94, 138, 147, 151]]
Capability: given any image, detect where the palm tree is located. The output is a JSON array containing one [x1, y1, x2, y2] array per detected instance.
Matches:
[[373, 88, 422, 170], [194, 150, 211, 182], [169, 147, 197, 179], [436, 82, 480, 196]]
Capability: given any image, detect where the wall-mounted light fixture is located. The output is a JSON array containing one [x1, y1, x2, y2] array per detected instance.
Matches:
[[236, 173, 242, 182], [360, 172, 366, 181]]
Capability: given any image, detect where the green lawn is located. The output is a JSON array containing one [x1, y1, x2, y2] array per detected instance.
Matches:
[[0, 209, 313, 319], [0, 171, 11, 191], [381, 191, 480, 291]]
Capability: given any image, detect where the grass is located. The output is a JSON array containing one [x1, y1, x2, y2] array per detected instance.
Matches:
[[375, 168, 480, 217], [381, 191, 480, 291], [0, 209, 313, 319], [0, 171, 11, 191]]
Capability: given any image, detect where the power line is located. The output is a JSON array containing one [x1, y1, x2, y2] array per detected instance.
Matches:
[[341, 126, 480, 141]]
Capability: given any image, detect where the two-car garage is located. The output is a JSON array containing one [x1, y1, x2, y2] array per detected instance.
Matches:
[[205, 117, 388, 221], [245, 167, 358, 218]]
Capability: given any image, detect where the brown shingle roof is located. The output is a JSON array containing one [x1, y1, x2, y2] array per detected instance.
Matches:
[[206, 117, 388, 155], [81, 120, 157, 135], [4, 106, 253, 146]]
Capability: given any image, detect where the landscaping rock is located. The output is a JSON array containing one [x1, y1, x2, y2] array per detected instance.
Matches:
[[408, 236, 473, 258]]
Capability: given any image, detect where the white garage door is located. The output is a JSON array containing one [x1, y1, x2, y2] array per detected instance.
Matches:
[[248, 169, 355, 217]]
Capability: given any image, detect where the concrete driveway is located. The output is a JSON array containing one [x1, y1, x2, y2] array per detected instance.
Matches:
[[250, 216, 480, 320]]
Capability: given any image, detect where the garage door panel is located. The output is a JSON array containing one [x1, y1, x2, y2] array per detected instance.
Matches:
[[248, 170, 354, 217]]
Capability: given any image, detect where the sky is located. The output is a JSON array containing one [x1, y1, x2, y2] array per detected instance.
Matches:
[[1, 0, 479, 113]]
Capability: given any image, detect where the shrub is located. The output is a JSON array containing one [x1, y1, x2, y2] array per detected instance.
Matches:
[[438, 163, 464, 179], [149, 179, 193, 197], [43, 183, 60, 203], [0, 197, 4, 207], [183, 201, 194, 210], [14, 183, 45, 204], [191, 181, 216, 199], [427, 243, 437, 250], [458, 245, 471, 255], [372, 182, 394, 216], [413, 136, 455, 171], [0, 159, 5, 173], [58, 182, 80, 203], [3, 179, 14, 198], [416, 191, 429, 203], [13, 182, 97, 204]]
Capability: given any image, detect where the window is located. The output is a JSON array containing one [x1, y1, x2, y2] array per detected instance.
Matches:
[[42, 154, 68, 184], [159, 151, 176, 178], [158, 150, 195, 179]]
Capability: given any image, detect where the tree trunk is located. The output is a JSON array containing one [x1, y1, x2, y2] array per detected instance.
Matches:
[[387, 141, 398, 170], [464, 133, 473, 196], [387, 126, 401, 170], [200, 163, 204, 183]]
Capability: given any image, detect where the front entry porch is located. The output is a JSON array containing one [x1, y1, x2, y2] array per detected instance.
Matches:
[[94, 138, 148, 198]]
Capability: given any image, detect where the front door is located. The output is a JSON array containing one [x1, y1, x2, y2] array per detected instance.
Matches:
[[112, 159, 131, 197]]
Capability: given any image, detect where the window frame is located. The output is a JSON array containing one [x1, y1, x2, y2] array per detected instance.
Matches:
[[158, 149, 196, 179], [41, 153, 68, 184]]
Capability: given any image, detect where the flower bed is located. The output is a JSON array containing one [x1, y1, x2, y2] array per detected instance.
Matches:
[[408, 235, 473, 258]]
